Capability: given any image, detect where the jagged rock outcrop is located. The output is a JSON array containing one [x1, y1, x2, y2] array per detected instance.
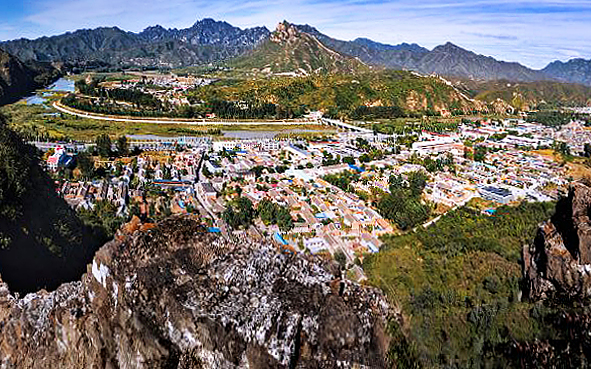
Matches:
[[523, 181, 591, 301], [0, 216, 390, 368]]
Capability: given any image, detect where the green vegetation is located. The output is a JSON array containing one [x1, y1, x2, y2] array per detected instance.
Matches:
[[323, 170, 360, 192], [223, 196, 295, 232], [257, 198, 294, 232], [467, 79, 591, 110], [0, 114, 106, 293], [376, 171, 431, 230], [76, 78, 161, 108], [526, 111, 580, 127], [372, 119, 460, 135], [78, 200, 124, 239], [363, 201, 556, 367], [96, 133, 112, 157], [222, 195, 256, 229], [187, 70, 479, 120], [1, 101, 330, 141]]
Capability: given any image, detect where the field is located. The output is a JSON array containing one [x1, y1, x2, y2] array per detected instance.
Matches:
[[1, 99, 333, 141]]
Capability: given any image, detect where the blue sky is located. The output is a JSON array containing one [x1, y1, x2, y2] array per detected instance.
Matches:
[[0, 0, 590, 69]]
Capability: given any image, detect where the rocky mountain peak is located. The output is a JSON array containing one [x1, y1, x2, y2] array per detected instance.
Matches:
[[523, 181, 591, 301], [0, 215, 390, 368], [271, 21, 301, 44], [433, 42, 468, 53]]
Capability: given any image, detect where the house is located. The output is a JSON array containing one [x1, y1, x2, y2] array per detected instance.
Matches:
[[304, 237, 328, 254], [479, 186, 514, 204], [411, 138, 464, 156], [46, 146, 74, 171]]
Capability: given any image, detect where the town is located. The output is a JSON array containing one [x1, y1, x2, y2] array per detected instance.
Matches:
[[36, 112, 590, 280]]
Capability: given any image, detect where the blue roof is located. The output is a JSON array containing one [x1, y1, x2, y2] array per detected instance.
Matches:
[[367, 243, 379, 253], [274, 232, 289, 245], [208, 227, 221, 233], [288, 144, 310, 156], [348, 164, 364, 172]]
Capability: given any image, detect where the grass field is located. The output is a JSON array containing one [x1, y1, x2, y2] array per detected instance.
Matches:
[[1, 99, 333, 141]]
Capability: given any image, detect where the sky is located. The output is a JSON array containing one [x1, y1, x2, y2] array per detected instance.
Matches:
[[0, 0, 590, 69]]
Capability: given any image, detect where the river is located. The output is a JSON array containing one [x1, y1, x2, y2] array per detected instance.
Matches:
[[127, 129, 330, 141], [21, 77, 75, 105]]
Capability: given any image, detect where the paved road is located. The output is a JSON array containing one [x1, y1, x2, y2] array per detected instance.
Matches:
[[53, 102, 317, 126]]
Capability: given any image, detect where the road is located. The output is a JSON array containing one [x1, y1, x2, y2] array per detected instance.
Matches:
[[53, 102, 318, 126], [192, 150, 230, 237]]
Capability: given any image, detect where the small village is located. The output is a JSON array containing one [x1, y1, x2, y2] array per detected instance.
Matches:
[[39, 115, 589, 278]]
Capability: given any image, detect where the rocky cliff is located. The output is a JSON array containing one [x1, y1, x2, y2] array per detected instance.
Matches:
[[523, 181, 591, 301], [0, 216, 390, 368], [0, 48, 60, 105]]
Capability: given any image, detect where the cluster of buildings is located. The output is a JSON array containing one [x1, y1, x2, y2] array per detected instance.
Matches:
[[37, 111, 589, 273], [56, 150, 206, 219]]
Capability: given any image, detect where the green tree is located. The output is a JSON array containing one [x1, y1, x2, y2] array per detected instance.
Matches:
[[276, 207, 294, 232], [408, 171, 428, 197], [96, 134, 112, 157], [474, 145, 487, 162], [554, 141, 571, 157], [76, 152, 95, 179], [258, 198, 276, 225], [116, 136, 129, 157], [223, 196, 255, 230], [334, 250, 347, 269], [342, 156, 355, 165]]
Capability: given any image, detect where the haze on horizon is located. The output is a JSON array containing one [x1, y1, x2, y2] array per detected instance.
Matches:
[[0, 0, 590, 69]]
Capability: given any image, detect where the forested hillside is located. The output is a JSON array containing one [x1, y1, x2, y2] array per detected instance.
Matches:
[[364, 201, 557, 367], [0, 48, 59, 105], [0, 115, 104, 293], [188, 70, 485, 119]]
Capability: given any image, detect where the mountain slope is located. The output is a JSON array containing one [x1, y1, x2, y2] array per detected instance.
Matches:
[[0, 19, 269, 68], [0, 116, 104, 293], [293, 25, 548, 82], [456, 78, 591, 110], [0, 48, 59, 105], [189, 69, 487, 117], [293, 24, 428, 70], [412, 42, 546, 82], [0, 48, 37, 105], [543, 58, 591, 86], [230, 22, 367, 76]]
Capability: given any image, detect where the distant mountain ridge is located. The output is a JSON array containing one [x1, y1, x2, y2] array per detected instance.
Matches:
[[2, 18, 591, 85], [543, 58, 591, 86], [1, 19, 269, 68]]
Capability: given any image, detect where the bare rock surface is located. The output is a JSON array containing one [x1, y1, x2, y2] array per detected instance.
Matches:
[[523, 181, 591, 301], [0, 216, 389, 368]]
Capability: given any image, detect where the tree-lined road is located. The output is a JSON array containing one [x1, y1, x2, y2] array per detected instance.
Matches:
[[53, 102, 318, 126]]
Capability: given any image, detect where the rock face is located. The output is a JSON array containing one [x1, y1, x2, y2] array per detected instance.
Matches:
[[0, 216, 389, 368], [0, 48, 38, 105], [523, 181, 591, 301]]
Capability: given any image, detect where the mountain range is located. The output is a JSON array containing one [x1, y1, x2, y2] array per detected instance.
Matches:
[[1, 18, 591, 86]]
